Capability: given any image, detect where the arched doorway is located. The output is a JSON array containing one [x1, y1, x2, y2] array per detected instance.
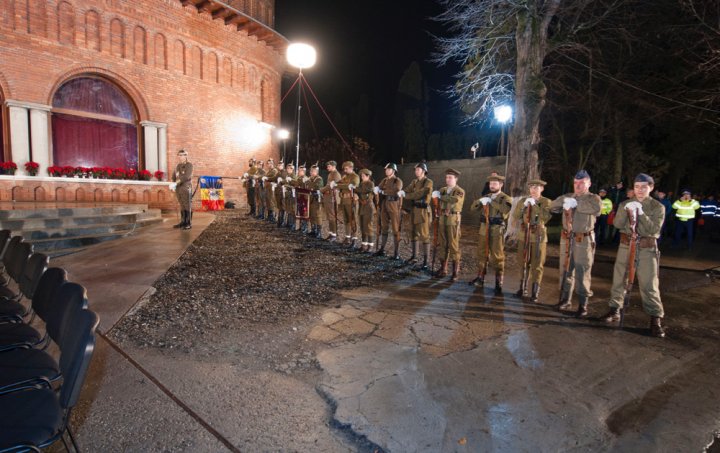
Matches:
[[51, 76, 139, 169], [0, 86, 5, 162]]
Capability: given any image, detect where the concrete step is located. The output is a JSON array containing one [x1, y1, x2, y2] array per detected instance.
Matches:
[[0, 212, 154, 231], [0, 204, 152, 220]]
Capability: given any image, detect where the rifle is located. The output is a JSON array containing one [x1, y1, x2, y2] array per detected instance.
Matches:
[[482, 203, 491, 277], [350, 186, 357, 236], [558, 208, 575, 304], [619, 207, 640, 328], [431, 197, 440, 274], [519, 205, 533, 297], [376, 192, 384, 252]]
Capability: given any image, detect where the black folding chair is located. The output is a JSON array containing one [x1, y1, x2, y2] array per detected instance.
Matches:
[[0, 253, 49, 322], [0, 230, 12, 286], [0, 309, 99, 452], [0, 240, 32, 301]]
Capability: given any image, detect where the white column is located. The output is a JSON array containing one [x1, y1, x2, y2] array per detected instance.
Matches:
[[30, 107, 51, 174], [158, 126, 168, 175], [7, 103, 30, 175], [142, 123, 159, 172]]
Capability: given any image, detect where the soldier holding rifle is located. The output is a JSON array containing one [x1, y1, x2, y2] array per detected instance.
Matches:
[[401, 162, 434, 270], [514, 179, 552, 302], [242, 158, 258, 216], [374, 163, 404, 259], [432, 168, 465, 281], [274, 159, 286, 227], [357, 169, 376, 252], [599, 173, 666, 338], [264, 159, 278, 223], [307, 163, 325, 238], [320, 161, 342, 241]]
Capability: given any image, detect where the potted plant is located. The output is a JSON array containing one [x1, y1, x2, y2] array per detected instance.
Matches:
[[47, 166, 62, 177], [102, 167, 113, 179], [125, 168, 137, 180], [139, 170, 152, 181], [112, 168, 125, 180], [154, 170, 165, 181], [90, 167, 102, 178], [1, 162, 18, 175], [62, 166, 75, 177], [24, 161, 39, 176]]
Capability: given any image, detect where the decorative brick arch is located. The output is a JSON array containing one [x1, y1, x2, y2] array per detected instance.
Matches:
[[45, 67, 151, 122], [142, 189, 151, 202], [111, 188, 121, 202], [12, 186, 31, 201], [34, 187, 46, 201], [157, 190, 165, 202], [55, 187, 66, 201], [94, 188, 104, 202], [128, 189, 137, 202], [75, 187, 86, 202]]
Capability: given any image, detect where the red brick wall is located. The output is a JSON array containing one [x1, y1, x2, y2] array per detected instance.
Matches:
[[0, 0, 286, 204]]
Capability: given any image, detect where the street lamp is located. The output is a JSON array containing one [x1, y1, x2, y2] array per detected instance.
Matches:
[[286, 43, 316, 174], [277, 128, 290, 163], [494, 104, 512, 177]]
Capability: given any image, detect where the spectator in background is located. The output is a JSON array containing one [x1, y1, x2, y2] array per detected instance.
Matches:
[[656, 191, 673, 242], [699, 194, 717, 238], [595, 188, 613, 245], [672, 190, 701, 249]]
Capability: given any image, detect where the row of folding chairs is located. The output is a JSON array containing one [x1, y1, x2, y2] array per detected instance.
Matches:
[[0, 230, 99, 453]]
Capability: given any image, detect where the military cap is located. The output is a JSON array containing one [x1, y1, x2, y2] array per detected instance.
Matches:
[[286, 161, 295, 168], [527, 179, 547, 186], [415, 162, 428, 173], [487, 174, 505, 182], [298, 162, 306, 169], [278, 158, 284, 165], [634, 173, 654, 185], [445, 168, 461, 177], [326, 160, 337, 167], [575, 169, 591, 180], [342, 161, 354, 169], [359, 168, 372, 177], [310, 162, 320, 170], [267, 158, 275, 164], [177, 149, 188, 156], [385, 163, 398, 172]]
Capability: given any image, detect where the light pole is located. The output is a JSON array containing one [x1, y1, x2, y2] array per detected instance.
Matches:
[[494, 104, 512, 176], [286, 43, 316, 175], [277, 128, 290, 164]]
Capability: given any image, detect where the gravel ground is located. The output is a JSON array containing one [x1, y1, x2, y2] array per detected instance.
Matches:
[[110, 211, 417, 351]]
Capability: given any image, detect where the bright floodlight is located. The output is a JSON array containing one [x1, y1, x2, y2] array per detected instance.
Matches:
[[287, 43, 317, 69], [494, 105, 513, 124], [277, 128, 290, 140]]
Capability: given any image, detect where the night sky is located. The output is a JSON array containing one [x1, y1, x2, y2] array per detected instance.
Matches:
[[274, 0, 459, 152]]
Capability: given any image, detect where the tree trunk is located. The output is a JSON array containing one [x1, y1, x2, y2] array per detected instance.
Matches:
[[613, 115, 623, 184]]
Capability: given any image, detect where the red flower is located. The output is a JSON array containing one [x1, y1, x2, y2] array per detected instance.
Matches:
[[154, 170, 165, 181], [139, 170, 152, 181]]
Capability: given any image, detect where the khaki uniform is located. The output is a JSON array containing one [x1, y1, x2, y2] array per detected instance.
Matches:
[[337, 172, 360, 240], [403, 177, 434, 243], [283, 174, 297, 226], [357, 180, 376, 245], [550, 192, 602, 300], [438, 186, 465, 261], [243, 165, 258, 213], [378, 176, 404, 239], [254, 167, 266, 215], [307, 175, 324, 227], [320, 170, 342, 237], [470, 191, 512, 275], [172, 162, 193, 210], [608, 198, 665, 317], [514, 196, 552, 285], [274, 169, 287, 222], [264, 167, 278, 212]]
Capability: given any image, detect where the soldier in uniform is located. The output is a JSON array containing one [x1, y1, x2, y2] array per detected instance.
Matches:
[[400, 162, 434, 270], [242, 158, 257, 216], [282, 162, 297, 229], [171, 149, 193, 230], [514, 179, 552, 302], [254, 160, 266, 219], [599, 173, 666, 337], [469, 174, 512, 295], [333, 161, 360, 247], [274, 159, 286, 226], [307, 163, 325, 237], [550, 170, 603, 317], [431, 168, 465, 280], [357, 169, 376, 252], [320, 161, 342, 241], [263, 158, 278, 222], [291, 163, 309, 233], [374, 163, 404, 259]]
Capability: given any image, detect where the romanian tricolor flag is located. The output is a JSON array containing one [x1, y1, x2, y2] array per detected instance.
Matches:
[[199, 176, 225, 211]]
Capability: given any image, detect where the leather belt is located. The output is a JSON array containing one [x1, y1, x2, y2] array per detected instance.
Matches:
[[562, 230, 593, 242], [479, 217, 505, 226], [620, 233, 657, 248], [385, 195, 399, 202], [341, 193, 354, 198], [413, 201, 429, 208], [442, 210, 461, 216]]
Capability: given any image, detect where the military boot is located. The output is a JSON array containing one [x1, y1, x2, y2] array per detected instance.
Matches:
[[555, 296, 572, 311], [515, 286, 527, 298], [328, 233, 337, 242], [451, 261, 460, 282], [530, 283, 540, 303], [494, 272, 504, 296], [374, 234, 388, 256], [315, 226, 323, 239], [416, 243, 430, 271], [470, 271, 485, 288], [405, 241, 417, 265], [277, 212, 284, 227], [576, 297, 589, 318], [392, 236, 401, 260], [173, 210, 185, 228], [600, 307, 621, 323], [182, 211, 192, 230], [650, 317, 666, 338], [435, 260, 448, 278], [258, 207, 265, 220]]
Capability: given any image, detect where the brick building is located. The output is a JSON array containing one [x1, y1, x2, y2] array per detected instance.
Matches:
[[0, 0, 287, 208]]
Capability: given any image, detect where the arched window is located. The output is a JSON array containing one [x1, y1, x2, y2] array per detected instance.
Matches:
[[0, 87, 4, 163], [51, 76, 138, 169]]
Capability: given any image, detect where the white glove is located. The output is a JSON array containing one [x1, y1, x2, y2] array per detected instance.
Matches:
[[277, 177, 283, 184], [398, 190, 406, 197], [271, 183, 277, 190], [292, 189, 296, 197], [330, 180, 337, 189], [262, 176, 268, 181], [524, 198, 536, 207], [286, 176, 292, 182], [303, 176, 309, 183], [431, 190, 441, 199], [168, 182, 177, 192], [480, 197, 492, 206], [373, 186, 381, 195], [243, 172, 249, 178], [563, 197, 578, 210], [348, 184, 355, 190], [625, 201, 644, 215]]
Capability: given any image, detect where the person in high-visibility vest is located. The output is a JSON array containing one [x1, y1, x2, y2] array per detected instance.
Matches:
[[671, 190, 701, 249], [595, 188, 613, 245], [699, 194, 717, 238]]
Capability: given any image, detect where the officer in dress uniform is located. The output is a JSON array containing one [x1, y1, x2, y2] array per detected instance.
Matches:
[[242, 158, 257, 216], [513, 179, 552, 302], [400, 162, 434, 270], [470, 174, 512, 295], [599, 173, 666, 338], [307, 163, 325, 238], [320, 161, 342, 241], [171, 149, 193, 230], [357, 169, 376, 252], [550, 170, 603, 317], [374, 163, 404, 259], [432, 168, 465, 281], [334, 161, 361, 247], [263, 159, 278, 222]]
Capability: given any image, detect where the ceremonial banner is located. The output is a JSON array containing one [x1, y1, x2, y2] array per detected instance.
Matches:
[[200, 176, 225, 211], [295, 188, 311, 219]]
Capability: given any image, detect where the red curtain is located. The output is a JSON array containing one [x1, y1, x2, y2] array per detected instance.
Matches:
[[51, 113, 138, 169], [52, 77, 135, 120]]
